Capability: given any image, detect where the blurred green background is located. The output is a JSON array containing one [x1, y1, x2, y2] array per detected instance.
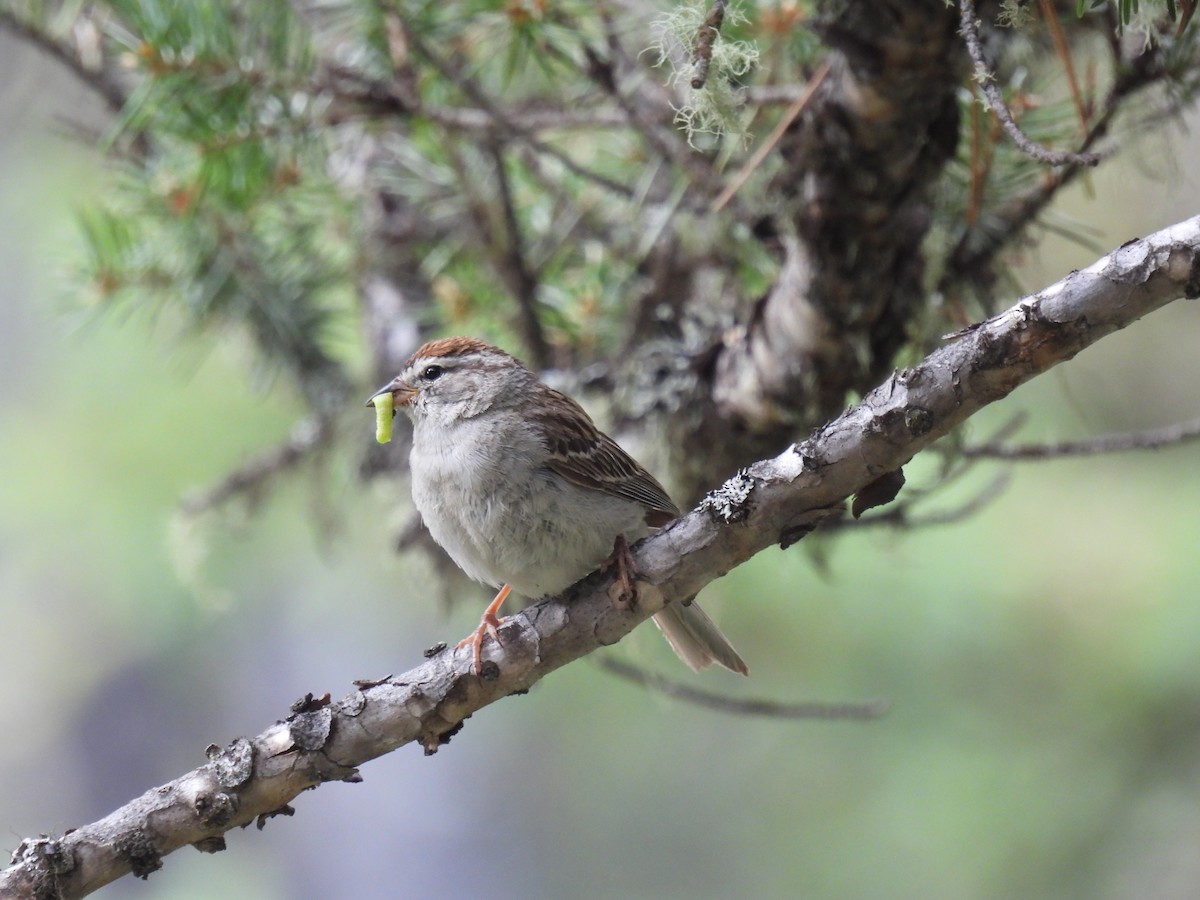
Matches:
[[5, 31, 1200, 900]]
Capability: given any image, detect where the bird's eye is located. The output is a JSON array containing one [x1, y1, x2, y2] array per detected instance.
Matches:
[[421, 365, 444, 381]]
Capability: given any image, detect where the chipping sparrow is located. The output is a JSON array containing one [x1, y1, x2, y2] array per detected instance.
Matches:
[[368, 336, 747, 676]]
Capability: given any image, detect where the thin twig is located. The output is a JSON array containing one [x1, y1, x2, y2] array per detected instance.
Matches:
[[321, 63, 631, 131], [958, 0, 1100, 167], [403, 28, 634, 200], [744, 84, 811, 105], [939, 44, 1162, 292], [486, 142, 551, 369], [1177, 0, 1198, 37], [979, 411, 1030, 447], [825, 415, 1027, 531], [962, 417, 1200, 460], [710, 58, 831, 213], [511, 142, 624, 270], [438, 142, 549, 369], [0, 10, 127, 115], [323, 67, 805, 133], [597, 658, 888, 720], [825, 472, 1012, 530], [590, 10, 726, 198], [690, 0, 726, 90], [180, 417, 331, 515], [966, 83, 989, 229]]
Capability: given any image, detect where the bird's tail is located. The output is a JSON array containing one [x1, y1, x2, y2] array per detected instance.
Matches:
[[652, 599, 749, 675]]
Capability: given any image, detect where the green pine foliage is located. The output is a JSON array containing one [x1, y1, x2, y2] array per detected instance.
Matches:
[[4, 0, 1195, 414], [75, 1, 355, 409]]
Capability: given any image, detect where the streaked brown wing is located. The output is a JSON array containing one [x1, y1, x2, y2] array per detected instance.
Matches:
[[534, 388, 680, 523]]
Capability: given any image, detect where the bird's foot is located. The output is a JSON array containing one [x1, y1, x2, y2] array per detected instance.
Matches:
[[601, 535, 639, 610], [456, 583, 511, 674]]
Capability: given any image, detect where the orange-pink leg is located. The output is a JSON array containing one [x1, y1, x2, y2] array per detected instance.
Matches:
[[601, 535, 638, 608], [456, 583, 512, 674]]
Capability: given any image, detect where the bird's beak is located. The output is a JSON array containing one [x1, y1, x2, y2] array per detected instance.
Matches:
[[365, 380, 418, 408]]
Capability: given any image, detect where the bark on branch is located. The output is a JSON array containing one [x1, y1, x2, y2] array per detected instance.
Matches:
[[4, 215, 1199, 899]]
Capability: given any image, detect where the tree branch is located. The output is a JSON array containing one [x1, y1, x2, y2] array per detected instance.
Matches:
[[941, 43, 1165, 293], [588, 8, 726, 200], [485, 142, 551, 369], [320, 65, 804, 133], [596, 657, 886, 720], [962, 417, 1200, 460], [179, 417, 332, 515], [402, 27, 636, 200], [0, 10, 128, 116], [5, 216, 1199, 899], [689, 0, 727, 90], [710, 59, 831, 214], [824, 472, 1012, 531], [958, 0, 1101, 167]]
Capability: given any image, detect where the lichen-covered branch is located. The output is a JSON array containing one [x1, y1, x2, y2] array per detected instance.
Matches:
[[5, 215, 1198, 900], [959, 0, 1101, 167]]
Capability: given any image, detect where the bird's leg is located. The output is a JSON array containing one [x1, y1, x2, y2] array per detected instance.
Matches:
[[601, 534, 639, 610], [456, 583, 512, 674]]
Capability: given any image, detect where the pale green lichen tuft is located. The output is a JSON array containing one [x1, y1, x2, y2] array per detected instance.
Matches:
[[649, 1, 759, 146], [997, 0, 1035, 28]]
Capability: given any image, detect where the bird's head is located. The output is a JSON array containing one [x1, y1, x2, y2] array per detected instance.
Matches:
[[365, 337, 535, 425]]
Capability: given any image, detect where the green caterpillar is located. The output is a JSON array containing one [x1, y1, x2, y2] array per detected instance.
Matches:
[[373, 392, 394, 444]]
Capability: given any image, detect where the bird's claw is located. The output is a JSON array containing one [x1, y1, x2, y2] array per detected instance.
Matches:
[[457, 583, 512, 675], [601, 535, 639, 610], [456, 612, 505, 674]]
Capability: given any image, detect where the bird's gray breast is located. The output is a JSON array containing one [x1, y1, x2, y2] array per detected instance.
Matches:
[[409, 415, 645, 598]]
